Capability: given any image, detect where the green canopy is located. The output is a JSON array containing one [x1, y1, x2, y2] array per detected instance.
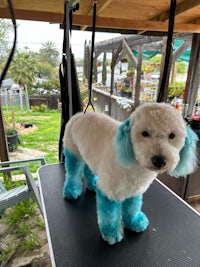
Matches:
[[132, 40, 191, 62]]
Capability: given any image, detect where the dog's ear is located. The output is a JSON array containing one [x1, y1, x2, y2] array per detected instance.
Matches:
[[113, 118, 135, 167], [170, 126, 198, 177]]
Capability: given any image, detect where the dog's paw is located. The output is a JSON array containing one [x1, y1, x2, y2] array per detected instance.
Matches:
[[87, 175, 98, 191], [100, 225, 123, 245], [125, 211, 149, 232], [63, 180, 82, 199]]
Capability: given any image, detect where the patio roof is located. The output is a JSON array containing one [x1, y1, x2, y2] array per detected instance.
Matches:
[[0, 0, 200, 34]]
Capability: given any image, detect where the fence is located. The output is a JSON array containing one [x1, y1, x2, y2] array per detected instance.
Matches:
[[92, 87, 133, 121], [1, 93, 61, 110], [29, 94, 60, 109], [0, 93, 29, 110]]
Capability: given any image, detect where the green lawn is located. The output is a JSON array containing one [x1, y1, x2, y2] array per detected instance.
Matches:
[[3, 107, 61, 164]]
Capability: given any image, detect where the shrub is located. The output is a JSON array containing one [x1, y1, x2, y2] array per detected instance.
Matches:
[[31, 104, 47, 112], [6, 128, 18, 136]]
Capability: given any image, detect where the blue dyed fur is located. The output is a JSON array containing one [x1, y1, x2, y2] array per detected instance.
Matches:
[[96, 190, 148, 245], [96, 189, 123, 245], [84, 164, 98, 190], [63, 147, 147, 244], [63, 148, 97, 199], [114, 118, 135, 167], [63, 148, 84, 199], [63, 148, 148, 245], [122, 195, 149, 232], [170, 126, 198, 177]]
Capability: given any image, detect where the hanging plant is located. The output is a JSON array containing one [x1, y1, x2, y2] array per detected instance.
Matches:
[[121, 58, 128, 63], [96, 61, 102, 67]]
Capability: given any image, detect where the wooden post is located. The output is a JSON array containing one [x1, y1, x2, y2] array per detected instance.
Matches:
[[134, 45, 142, 109], [0, 103, 9, 162], [109, 51, 115, 116], [186, 34, 200, 116], [170, 61, 177, 84], [10, 95, 15, 128]]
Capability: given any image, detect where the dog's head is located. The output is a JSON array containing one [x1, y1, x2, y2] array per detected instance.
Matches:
[[114, 103, 198, 177]]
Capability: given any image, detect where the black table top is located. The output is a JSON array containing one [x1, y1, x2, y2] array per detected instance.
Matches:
[[38, 163, 200, 267]]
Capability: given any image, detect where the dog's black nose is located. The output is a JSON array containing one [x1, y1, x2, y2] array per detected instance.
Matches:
[[151, 155, 167, 169]]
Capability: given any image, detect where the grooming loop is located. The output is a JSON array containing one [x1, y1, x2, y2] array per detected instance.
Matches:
[[84, 0, 99, 113], [157, 0, 176, 102]]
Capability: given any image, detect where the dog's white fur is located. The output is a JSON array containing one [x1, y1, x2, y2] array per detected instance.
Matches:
[[63, 103, 187, 202]]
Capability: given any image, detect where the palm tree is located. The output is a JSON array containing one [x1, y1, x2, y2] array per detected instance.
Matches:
[[9, 51, 37, 87], [38, 41, 60, 68]]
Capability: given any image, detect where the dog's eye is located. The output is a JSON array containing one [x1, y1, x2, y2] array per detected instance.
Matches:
[[142, 131, 150, 138], [169, 133, 175, 139]]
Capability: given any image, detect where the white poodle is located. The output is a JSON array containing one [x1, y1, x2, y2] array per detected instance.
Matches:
[[63, 103, 198, 245]]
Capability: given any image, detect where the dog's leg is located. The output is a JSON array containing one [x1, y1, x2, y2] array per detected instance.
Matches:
[[96, 189, 123, 245], [122, 194, 149, 232], [63, 148, 85, 199], [84, 164, 97, 190]]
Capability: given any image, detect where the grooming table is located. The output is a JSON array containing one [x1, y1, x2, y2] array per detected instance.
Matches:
[[38, 163, 200, 267]]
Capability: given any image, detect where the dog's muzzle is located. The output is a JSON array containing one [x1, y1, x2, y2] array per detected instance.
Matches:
[[151, 155, 167, 170]]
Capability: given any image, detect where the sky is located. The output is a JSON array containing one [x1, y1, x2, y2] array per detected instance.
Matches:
[[11, 20, 121, 59]]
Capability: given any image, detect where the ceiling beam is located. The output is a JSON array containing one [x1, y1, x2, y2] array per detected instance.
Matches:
[[0, 8, 64, 23], [1, 0, 8, 7], [0, 8, 200, 33], [73, 15, 200, 33], [151, 0, 200, 22], [189, 17, 200, 24], [137, 0, 200, 34], [80, 0, 112, 31]]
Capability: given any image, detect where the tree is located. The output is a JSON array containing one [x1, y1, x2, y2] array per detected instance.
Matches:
[[38, 41, 60, 68], [9, 51, 37, 87], [177, 61, 187, 74], [0, 19, 13, 67], [37, 62, 53, 79]]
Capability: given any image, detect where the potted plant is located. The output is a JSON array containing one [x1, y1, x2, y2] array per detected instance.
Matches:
[[6, 128, 18, 152]]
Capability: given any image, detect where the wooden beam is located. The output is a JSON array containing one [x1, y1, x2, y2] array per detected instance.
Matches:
[[189, 17, 200, 25], [110, 42, 123, 69], [172, 40, 191, 64], [151, 0, 200, 22], [0, 8, 64, 23], [1, 0, 8, 7], [122, 39, 137, 69], [80, 0, 112, 30], [134, 46, 142, 109], [84, 0, 112, 16], [0, 105, 9, 162], [184, 34, 200, 115], [0, 7, 200, 33], [73, 15, 200, 33]]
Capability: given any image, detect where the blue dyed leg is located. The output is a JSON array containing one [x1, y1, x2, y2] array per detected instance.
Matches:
[[63, 148, 85, 199], [84, 164, 97, 191], [122, 194, 149, 232], [96, 189, 123, 245]]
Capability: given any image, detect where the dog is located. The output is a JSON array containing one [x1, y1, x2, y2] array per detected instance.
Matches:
[[63, 103, 198, 245]]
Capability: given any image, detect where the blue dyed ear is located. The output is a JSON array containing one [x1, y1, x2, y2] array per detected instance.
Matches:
[[170, 126, 198, 177], [114, 118, 135, 167]]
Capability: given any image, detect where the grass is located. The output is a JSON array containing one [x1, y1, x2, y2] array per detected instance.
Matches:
[[3, 106, 61, 165], [0, 105, 61, 265], [0, 197, 44, 265]]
